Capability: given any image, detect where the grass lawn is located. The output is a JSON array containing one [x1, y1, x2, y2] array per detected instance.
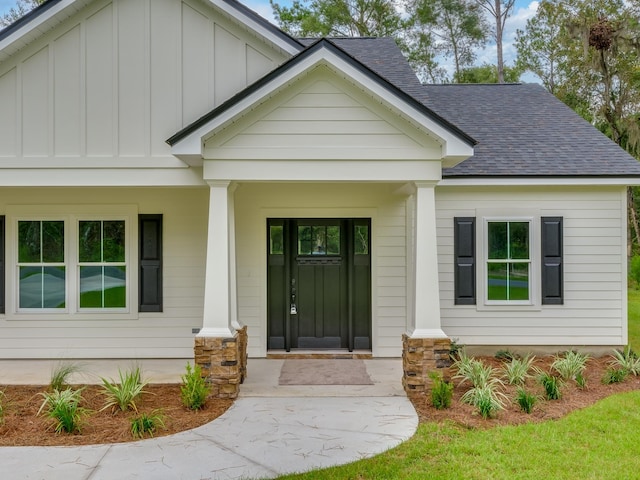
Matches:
[[278, 290, 640, 480]]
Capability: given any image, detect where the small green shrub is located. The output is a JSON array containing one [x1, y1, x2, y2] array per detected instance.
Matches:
[[50, 362, 83, 391], [495, 349, 517, 361], [461, 381, 507, 419], [501, 354, 535, 385], [180, 363, 211, 410], [429, 372, 453, 410], [610, 347, 640, 376], [575, 372, 587, 390], [38, 388, 88, 434], [100, 366, 149, 413], [536, 369, 563, 400], [449, 338, 462, 360], [453, 355, 499, 388], [602, 367, 628, 384], [552, 351, 590, 381], [515, 388, 537, 414], [130, 410, 166, 439]]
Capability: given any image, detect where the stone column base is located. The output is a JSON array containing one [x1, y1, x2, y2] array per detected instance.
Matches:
[[194, 326, 248, 399], [402, 334, 452, 396]]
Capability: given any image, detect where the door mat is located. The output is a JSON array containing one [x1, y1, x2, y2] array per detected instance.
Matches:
[[278, 359, 374, 385]]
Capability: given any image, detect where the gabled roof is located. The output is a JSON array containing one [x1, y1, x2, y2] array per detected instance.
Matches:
[[167, 37, 476, 151], [0, 0, 303, 61]]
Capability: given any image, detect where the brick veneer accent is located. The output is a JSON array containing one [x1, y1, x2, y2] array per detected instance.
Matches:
[[194, 326, 248, 399], [402, 334, 452, 395]]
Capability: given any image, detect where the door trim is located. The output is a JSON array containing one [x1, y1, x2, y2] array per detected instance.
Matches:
[[267, 218, 372, 352]]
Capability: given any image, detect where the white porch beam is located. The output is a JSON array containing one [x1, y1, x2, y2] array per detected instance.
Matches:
[[199, 181, 237, 337], [410, 181, 447, 338]]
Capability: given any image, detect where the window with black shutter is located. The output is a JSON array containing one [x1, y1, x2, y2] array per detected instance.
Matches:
[[139, 214, 163, 312]]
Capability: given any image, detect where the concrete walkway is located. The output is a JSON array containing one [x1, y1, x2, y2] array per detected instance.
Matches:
[[0, 358, 417, 480]]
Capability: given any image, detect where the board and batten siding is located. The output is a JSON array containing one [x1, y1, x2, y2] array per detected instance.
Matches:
[[0, 187, 208, 359], [234, 183, 409, 357], [0, 0, 286, 163], [436, 186, 627, 346]]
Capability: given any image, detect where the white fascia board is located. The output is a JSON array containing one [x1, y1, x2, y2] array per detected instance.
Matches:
[[206, 0, 301, 56], [439, 177, 640, 187], [172, 45, 474, 161], [0, 0, 78, 54]]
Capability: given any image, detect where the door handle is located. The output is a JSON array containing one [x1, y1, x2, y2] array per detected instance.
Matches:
[[290, 278, 297, 314]]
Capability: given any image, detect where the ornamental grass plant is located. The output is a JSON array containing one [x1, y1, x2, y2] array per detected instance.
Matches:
[[100, 366, 149, 413]]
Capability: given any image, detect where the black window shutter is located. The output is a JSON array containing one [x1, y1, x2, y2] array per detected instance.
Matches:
[[0, 216, 4, 314], [139, 214, 163, 312], [541, 216, 563, 305], [454, 217, 476, 305]]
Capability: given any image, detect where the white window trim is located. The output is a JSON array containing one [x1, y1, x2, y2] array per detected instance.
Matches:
[[476, 211, 541, 312], [5, 204, 138, 321]]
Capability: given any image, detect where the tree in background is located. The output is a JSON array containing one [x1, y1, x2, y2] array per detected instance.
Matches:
[[407, 0, 489, 82], [515, 0, 568, 95], [270, 0, 404, 37], [454, 62, 521, 83], [475, 0, 516, 83], [0, 0, 44, 28]]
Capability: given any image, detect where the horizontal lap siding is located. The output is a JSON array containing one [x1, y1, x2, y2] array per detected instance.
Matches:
[[0, 187, 208, 358], [437, 186, 626, 346]]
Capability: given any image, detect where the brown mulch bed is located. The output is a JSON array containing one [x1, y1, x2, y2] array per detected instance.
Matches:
[[0, 384, 232, 446], [409, 354, 640, 429], [1, 355, 639, 446]]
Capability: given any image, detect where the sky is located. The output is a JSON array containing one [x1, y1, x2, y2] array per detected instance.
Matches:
[[0, 0, 540, 81]]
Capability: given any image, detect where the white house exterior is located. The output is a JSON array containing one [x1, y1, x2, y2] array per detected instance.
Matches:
[[1, 0, 639, 394]]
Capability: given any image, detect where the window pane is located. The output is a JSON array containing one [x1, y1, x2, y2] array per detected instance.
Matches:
[[80, 266, 102, 308], [269, 225, 284, 255], [298, 226, 312, 255], [104, 266, 126, 308], [43, 267, 66, 308], [487, 263, 507, 301], [19, 266, 65, 308], [79, 221, 101, 262], [488, 222, 507, 259], [18, 221, 40, 263], [80, 266, 126, 309], [509, 263, 529, 300], [19, 266, 42, 308], [103, 221, 125, 262], [42, 221, 64, 263], [355, 225, 369, 255], [312, 226, 326, 254], [510, 222, 529, 260], [326, 226, 340, 255]]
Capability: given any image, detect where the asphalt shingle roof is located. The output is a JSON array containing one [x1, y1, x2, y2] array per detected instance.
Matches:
[[326, 37, 640, 178]]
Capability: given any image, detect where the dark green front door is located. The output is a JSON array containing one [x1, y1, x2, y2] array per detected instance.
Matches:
[[267, 219, 371, 351]]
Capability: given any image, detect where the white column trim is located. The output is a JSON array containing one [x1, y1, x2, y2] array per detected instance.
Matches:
[[199, 181, 236, 338], [409, 181, 446, 338]]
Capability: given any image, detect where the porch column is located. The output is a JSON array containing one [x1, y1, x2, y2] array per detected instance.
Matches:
[[412, 181, 446, 338], [403, 181, 451, 395], [200, 180, 235, 337], [194, 180, 246, 398]]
